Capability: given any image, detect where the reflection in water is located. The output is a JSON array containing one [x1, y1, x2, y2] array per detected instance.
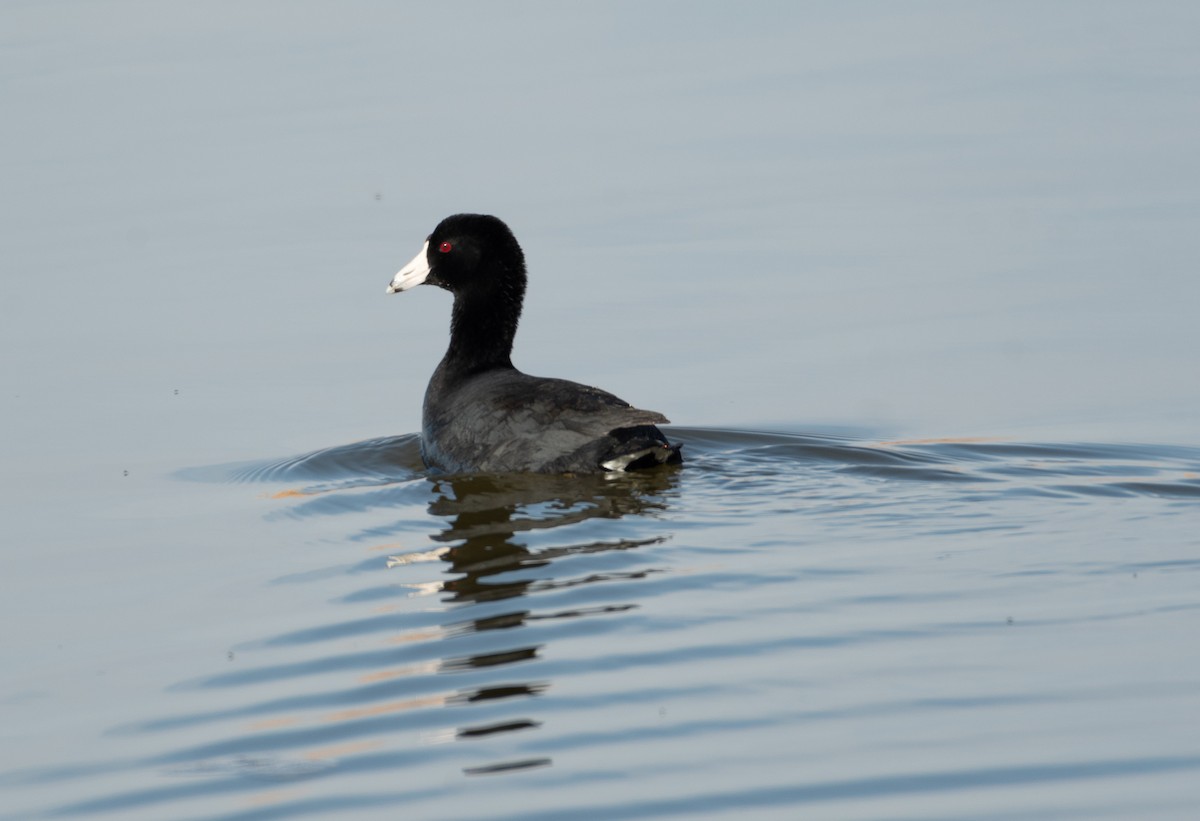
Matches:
[[415, 469, 680, 769], [11, 438, 684, 819], [426, 470, 675, 608], [11, 428, 1200, 820]]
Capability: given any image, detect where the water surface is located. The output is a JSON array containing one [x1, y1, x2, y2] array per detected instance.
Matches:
[[5, 428, 1199, 819], [3, 3, 1200, 819]]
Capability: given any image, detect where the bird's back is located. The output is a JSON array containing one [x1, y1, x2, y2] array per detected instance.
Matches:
[[422, 368, 680, 473]]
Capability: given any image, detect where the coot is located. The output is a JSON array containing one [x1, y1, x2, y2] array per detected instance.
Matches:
[[386, 214, 682, 474]]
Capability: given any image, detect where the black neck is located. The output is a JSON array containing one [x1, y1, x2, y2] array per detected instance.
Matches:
[[441, 290, 520, 377]]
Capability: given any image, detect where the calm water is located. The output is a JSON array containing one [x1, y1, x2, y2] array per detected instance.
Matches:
[[4, 429, 1200, 819], [4, 2, 1200, 819]]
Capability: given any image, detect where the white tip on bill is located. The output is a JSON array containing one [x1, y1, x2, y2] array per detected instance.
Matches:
[[386, 240, 431, 294]]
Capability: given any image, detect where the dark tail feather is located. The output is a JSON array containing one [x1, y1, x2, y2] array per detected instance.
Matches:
[[601, 426, 683, 472], [617, 442, 683, 471]]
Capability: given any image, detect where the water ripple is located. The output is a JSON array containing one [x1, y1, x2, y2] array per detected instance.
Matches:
[[11, 427, 1200, 820]]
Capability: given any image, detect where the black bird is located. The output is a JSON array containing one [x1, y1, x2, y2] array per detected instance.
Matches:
[[386, 214, 682, 474]]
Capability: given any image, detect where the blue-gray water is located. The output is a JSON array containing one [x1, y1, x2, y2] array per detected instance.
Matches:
[[3, 3, 1200, 820], [7, 429, 1200, 820]]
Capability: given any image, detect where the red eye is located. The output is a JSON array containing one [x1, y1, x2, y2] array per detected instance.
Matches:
[[438, 241, 453, 253]]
